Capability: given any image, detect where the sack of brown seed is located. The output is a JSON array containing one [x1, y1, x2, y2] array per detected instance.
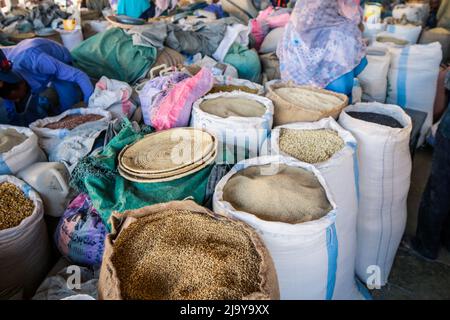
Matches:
[[98, 200, 279, 300], [29, 108, 112, 171], [265, 81, 348, 126], [0, 175, 50, 299]]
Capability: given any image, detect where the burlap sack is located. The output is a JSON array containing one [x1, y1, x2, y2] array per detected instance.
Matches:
[[98, 200, 280, 300], [265, 82, 349, 126]]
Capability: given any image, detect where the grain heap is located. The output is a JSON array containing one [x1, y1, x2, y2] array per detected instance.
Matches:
[[274, 87, 344, 112], [223, 164, 332, 224], [44, 114, 104, 130], [347, 111, 404, 128], [0, 128, 27, 153], [0, 182, 35, 230], [199, 97, 266, 118], [279, 128, 345, 164], [209, 84, 260, 95], [110, 209, 262, 300]]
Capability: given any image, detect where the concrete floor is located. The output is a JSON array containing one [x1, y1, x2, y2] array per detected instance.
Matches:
[[370, 146, 450, 300]]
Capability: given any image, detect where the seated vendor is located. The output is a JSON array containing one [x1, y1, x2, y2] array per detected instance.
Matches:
[[277, 0, 367, 102], [0, 38, 93, 126]]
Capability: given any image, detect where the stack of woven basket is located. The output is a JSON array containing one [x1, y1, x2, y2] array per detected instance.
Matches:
[[118, 128, 217, 183]]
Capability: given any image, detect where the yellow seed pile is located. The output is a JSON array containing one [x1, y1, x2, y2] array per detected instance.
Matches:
[[111, 210, 262, 300], [0, 182, 35, 230], [279, 128, 344, 164]]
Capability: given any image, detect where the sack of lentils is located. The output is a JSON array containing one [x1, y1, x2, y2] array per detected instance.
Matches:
[[266, 118, 362, 299], [98, 200, 279, 300], [0, 175, 50, 299], [265, 81, 348, 126]]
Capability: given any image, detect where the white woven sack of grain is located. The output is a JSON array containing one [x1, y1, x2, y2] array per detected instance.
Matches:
[[357, 46, 391, 103], [0, 175, 50, 299], [191, 92, 273, 164], [392, 3, 430, 25], [339, 103, 412, 286], [213, 155, 339, 300], [29, 108, 112, 171], [383, 24, 422, 44], [0, 125, 46, 175], [266, 118, 361, 299], [385, 42, 442, 146], [363, 22, 386, 45]]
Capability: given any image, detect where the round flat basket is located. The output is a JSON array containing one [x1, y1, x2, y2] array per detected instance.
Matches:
[[118, 149, 217, 183], [119, 128, 216, 174]]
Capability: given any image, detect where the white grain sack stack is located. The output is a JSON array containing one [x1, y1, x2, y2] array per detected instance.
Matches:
[[191, 92, 273, 164], [357, 47, 391, 103], [214, 155, 339, 300], [0, 176, 50, 299], [385, 42, 442, 146], [267, 118, 361, 299], [339, 103, 412, 286]]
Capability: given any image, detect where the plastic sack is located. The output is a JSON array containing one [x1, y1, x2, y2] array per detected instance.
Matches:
[[88, 76, 137, 119], [0, 125, 47, 175], [386, 42, 442, 146], [266, 118, 362, 299], [259, 27, 284, 54], [150, 68, 214, 131], [339, 103, 412, 286], [213, 23, 250, 62], [383, 24, 422, 44], [55, 193, 107, 267], [363, 23, 387, 45], [213, 155, 339, 300], [357, 46, 390, 103], [224, 44, 262, 83], [70, 119, 214, 230], [0, 175, 50, 299], [191, 91, 273, 164], [29, 108, 112, 170]]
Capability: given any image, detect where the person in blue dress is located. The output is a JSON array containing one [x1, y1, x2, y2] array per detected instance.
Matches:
[[0, 38, 93, 126]]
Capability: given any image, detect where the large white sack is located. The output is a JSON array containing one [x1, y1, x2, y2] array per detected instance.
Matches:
[[191, 92, 273, 164], [29, 108, 112, 171], [363, 23, 386, 45], [383, 24, 422, 44], [259, 27, 284, 54], [88, 76, 137, 119], [213, 155, 339, 300], [266, 118, 361, 299], [357, 46, 390, 103], [0, 175, 50, 299], [339, 103, 412, 286], [386, 42, 442, 146], [0, 125, 46, 175], [392, 3, 430, 25]]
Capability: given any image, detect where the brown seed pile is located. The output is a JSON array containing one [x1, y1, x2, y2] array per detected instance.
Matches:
[[209, 84, 259, 95], [0, 182, 35, 230], [279, 128, 345, 164], [111, 210, 262, 300], [44, 114, 104, 130], [223, 164, 332, 224]]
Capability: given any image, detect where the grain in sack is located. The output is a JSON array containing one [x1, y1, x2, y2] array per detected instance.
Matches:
[[0, 175, 50, 299], [214, 156, 340, 299], [266, 118, 363, 299], [98, 200, 279, 300], [191, 92, 273, 164], [339, 103, 412, 286]]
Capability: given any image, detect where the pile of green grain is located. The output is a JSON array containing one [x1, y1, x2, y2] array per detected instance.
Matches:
[[111, 210, 262, 300], [0, 182, 35, 230], [279, 128, 345, 164]]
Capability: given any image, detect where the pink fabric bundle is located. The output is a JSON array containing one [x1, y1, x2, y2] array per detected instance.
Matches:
[[250, 6, 291, 51], [151, 68, 214, 131]]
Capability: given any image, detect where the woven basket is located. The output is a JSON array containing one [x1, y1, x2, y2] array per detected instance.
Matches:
[[266, 81, 348, 126]]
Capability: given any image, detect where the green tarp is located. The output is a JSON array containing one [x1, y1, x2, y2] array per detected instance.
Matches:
[[71, 28, 157, 84], [224, 43, 262, 83], [71, 120, 213, 230]]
